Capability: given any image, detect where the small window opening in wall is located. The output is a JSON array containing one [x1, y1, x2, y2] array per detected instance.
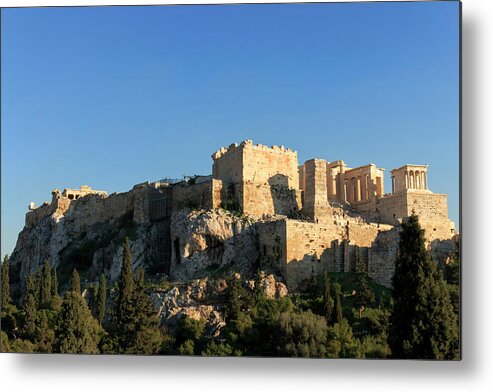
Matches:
[[433, 228, 437, 231], [68, 194, 74, 200], [263, 245, 267, 256], [393, 214, 396, 219]]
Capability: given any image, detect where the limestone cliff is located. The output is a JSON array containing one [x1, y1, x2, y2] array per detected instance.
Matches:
[[170, 209, 262, 281], [151, 273, 288, 336]]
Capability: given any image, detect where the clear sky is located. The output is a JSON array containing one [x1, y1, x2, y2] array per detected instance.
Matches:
[[1, 1, 460, 256]]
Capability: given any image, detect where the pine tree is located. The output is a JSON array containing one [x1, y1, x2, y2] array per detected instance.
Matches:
[[330, 283, 343, 325], [39, 260, 52, 308], [96, 273, 107, 325], [322, 273, 332, 324], [1, 255, 10, 309], [71, 269, 81, 295], [51, 267, 59, 297], [389, 215, 459, 359]]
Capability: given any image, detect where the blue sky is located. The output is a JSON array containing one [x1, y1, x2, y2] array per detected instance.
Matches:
[[1, 1, 460, 256]]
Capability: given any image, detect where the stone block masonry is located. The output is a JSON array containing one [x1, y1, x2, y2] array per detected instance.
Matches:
[[18, 139, 458, 292]]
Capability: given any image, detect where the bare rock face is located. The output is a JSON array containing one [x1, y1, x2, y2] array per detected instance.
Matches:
[[170, 209, 261, 281], [150, 273, 288, 337], [151, 279, 225, 336], [245, 272, 289, 299], [9, 189, 159, 294]]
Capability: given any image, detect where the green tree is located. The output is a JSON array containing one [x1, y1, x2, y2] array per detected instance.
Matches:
[[353, 254, 375, 317], [326, 318, 363, 358], [136, 267, 145, 288], [389, 215, 459, 359], [1, 255, 10, 309], [96, 273, 107, 325], [25, 272, 39, 308], [253, 269, 265, 304], [71, 269, 81, 295], [110, 237, 162, 354], [39, 260, 52, 308], [35, 310, 55, 353], [113, 237, 135, 347], [51, 267, 59, 297], [0, 330, 10, 353], [55, 291, 102, 354], [201, 340, 241, 357], [22, 293, 37, 340], [224, 275, 243, 322], [275, 310, 328, 358], [330, 283, 343, 326], [322, 273, 332, 324], [309, 267, 318, 299], [129, 285, 163, 354]]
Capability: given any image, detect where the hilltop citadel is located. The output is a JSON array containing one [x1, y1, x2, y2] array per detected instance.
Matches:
[[20, 140, 458, 290]]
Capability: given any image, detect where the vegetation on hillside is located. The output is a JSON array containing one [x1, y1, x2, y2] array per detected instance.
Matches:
[[0, 216, 460, 358]]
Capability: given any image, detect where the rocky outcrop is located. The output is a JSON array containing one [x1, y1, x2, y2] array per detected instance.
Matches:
[[8, 187, 160, 296], [150, 274, 288, 336], [170, 209, 262, 281]]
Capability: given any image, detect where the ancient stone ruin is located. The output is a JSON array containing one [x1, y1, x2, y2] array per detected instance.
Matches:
[[18, 140, 458, 291]]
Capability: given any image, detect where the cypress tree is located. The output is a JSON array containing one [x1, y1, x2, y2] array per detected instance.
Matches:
[[55, 291, 101, 354], [25, 272, 39, 308], [110, 238, 162, 354], [1, 255, 10, 309], [322, 273, 332, 324], [136, 267, 145, 289], [225, 275, 242, 322], [253, 268, 264, 304], [115, 237, 134, 323], [309, 267, 318, 299], [35, 310, 54, 353], [331, 283, 343, 325], [353, 254, 375, 317], [389, 215, 459, 359], [129, 283, 162, 354], [23, 293, 37, 339], [113, 237, 136, 349], [71, 269, 81, 295], [96, 273, 107, 325], [39, 260, 52, 308], [51, 267, 59, 297]]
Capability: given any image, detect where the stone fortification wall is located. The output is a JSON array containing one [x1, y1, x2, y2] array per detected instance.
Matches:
[[256, 219, 288, 278], [212, 140, 300, 216], [264, 218, 395, 289], [63, 191, 135, 235], [376, 191, 454, 240], [25, 203, 54, 228], [241, 141, 299, 187], [171, 180, 214, 211], [376, 192, 409, 225], [301, 159, 332, 221], [367, 228, 400, 287]]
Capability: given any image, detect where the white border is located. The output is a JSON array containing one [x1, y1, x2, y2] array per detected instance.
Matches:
[[2, 1, 493, 391]]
